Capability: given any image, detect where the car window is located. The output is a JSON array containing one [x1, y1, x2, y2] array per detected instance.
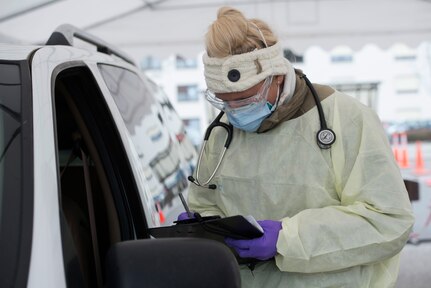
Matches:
[[98, 64, 192, 225]]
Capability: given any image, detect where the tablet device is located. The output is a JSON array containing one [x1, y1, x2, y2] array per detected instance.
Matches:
[[149, 215, 263, 239], [149, 215, 264, 265]]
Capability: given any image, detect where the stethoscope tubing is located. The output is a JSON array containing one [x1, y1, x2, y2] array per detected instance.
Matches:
[[188, 111, 232, 189], [302, 75, 328, 130], [203, 111, 233, 147], [301, 74, 336, 149], [189, 75, 336, 189], [195, 140, 227, 187]]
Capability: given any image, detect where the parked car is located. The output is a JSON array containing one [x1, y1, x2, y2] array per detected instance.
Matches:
[[0, 25, 240, 288]]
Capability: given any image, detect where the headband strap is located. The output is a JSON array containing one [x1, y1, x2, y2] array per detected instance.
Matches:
[[203, 42, 289, 93]]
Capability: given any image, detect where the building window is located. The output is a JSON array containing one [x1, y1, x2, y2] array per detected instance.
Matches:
[[392, 44, 417, 61], [177, 85, 199, 102], [176, 55, 197, 69], [283, 48, 304, 63], [331, 55, 353, 63], [394, 55, 416, 61], [331, 82, 379, 109], [183, 118, 201, 146], [395, 75, 420, 94], [330, 46, 353, 63], [140, 56, 161, 70]]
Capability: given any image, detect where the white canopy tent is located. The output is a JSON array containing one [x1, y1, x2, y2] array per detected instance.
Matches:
[[1, 0, 431, 60], [0, 0, 150, 44]]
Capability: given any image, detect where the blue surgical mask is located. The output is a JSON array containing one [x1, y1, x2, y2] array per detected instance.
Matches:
[[227, 101, 275, 132]]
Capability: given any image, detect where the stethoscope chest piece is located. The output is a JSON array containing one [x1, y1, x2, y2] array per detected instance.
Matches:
[[301, 74, 336, 150], [317, 128, 336, 149], [190, 74, 338, 190]]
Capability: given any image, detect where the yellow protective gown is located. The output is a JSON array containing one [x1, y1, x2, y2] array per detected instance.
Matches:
[[188, 90, 414, 288]]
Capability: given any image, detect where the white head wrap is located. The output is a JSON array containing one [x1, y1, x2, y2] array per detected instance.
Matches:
[[279, 60, 296, 105], [203, 42, 290, 93]]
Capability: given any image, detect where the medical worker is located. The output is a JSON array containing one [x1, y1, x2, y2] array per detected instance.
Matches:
[[184, 6, 414, 288]]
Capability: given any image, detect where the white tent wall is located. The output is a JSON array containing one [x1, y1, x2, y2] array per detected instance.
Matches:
[[1, 0, 430, 56], [85, 0, 431, 59], [0, 0, 144, 44], [1, 0, 431, 133]]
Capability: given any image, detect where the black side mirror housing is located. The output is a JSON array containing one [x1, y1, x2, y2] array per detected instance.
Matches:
[[105, 238, 241, 288]]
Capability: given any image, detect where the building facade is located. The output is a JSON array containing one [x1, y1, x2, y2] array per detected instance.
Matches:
[[144, 42, 431, 146]]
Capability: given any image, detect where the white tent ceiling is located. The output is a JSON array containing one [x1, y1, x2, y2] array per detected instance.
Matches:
[[0, 0, 147, 43], [1, 0, 431, 60]]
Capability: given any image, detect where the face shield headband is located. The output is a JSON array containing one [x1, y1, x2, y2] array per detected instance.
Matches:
[[202, 42, 288, 94]]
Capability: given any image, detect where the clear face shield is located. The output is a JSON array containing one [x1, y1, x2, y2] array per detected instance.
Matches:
[[205, 76, 273, 112]]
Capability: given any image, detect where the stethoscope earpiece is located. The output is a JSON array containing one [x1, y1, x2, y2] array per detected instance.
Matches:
[[317, 128, 336, 149]]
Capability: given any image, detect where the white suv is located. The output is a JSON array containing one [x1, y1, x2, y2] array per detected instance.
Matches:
[[0, 25, 240, 288]]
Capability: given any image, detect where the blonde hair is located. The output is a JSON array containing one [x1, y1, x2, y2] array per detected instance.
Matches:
[[205, 7, 278, 58]]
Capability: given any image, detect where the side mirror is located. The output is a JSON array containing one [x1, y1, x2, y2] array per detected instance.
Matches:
[[105, 238, 241, 288]]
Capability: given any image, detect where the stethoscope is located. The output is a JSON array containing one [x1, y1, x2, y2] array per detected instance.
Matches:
[[187, 111, 233, 190], [188, 74, 336, 190]]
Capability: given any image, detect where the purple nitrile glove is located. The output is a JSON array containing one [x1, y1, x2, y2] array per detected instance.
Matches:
[[224, 220, 282, 261], [177, 211, 196, 221]]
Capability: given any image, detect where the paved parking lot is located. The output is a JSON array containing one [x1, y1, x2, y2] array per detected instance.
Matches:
[[395, 142, 431, 287], [397, 242, 431, 288]]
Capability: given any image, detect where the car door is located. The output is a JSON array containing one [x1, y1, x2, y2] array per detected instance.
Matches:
[[3, 43, 234, 288], [28, 46, 70, 288], [30, 45, 154, 288]]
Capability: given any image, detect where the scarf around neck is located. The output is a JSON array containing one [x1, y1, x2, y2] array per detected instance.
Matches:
[[257, 69, 309, 133]]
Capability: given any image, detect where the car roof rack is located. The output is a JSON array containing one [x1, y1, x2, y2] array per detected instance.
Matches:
[[46, 24, 135, 66]]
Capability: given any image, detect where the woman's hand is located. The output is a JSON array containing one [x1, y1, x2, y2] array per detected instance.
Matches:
[[225, 220, 282, 260], [177, 211, 196, 221]]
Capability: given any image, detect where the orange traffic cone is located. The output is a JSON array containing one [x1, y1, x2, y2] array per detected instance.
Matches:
[[156, 202, 166, 224], [414, 141, 427, 174], [392, 133, 400, 164], [399, 132, 410, 168]]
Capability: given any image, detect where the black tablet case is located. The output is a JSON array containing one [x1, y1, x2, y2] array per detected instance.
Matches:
[[149, 215, 264, 265]]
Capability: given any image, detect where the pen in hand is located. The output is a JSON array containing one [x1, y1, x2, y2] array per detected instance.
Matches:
[[178, 191, 193, 219]]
